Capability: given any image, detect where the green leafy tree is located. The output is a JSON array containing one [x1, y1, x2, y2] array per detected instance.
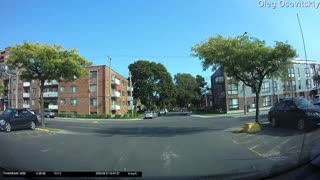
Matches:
[[192, 35, 296, 122], [129, 60, 176, 110], [7, 42, 92, 128], [195, 75, 208, 105], [174, 73, 199, 108]]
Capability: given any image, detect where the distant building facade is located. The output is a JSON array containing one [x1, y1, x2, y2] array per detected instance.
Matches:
[[0, 47, 133, 115], [210, 59, 320, 113]]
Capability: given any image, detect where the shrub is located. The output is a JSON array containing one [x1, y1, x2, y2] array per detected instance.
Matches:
[[114, 114, 122, 119], [106, 114, 112, 119]]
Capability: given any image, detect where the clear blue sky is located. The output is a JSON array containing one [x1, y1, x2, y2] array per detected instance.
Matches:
[[1, 0, 319, 85]]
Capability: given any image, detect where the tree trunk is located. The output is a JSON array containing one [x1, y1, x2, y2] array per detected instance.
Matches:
[[40, 81, 45, 128], [255, 91, 260, 123]]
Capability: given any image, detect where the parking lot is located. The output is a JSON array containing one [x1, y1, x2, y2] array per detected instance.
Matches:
[[222, 123, 320, 162]]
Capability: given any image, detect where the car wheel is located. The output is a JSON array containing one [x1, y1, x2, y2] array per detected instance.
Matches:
[[30, 121, 36, 130], [297, 119, 305, 131], [5, 123, 11, 133], [271, 117, 278, 127]]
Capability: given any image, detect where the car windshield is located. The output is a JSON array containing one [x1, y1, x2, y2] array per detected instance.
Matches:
[[294, 98, 314, 108], [2, 1, 320, 179], [2, 109, 13, 115]]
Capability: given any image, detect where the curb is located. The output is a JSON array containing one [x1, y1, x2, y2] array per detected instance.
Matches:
[[190, 111, 269, 118], [35, 127, 64, 133]]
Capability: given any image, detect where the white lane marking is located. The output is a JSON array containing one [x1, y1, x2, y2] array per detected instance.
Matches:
[[161, 145, 179, 168], [41, 148, 51, 153]]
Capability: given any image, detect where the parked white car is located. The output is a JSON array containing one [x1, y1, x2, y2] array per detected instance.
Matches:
[[144, 111, 157, 119]]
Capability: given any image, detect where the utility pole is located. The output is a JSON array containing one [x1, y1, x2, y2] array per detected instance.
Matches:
[[129, 71, 133, 117], [108, 56, 112, 115], [243, 83, 246, 115], [15, 69, 19, 108]]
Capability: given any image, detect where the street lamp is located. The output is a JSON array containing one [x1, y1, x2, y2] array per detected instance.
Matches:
[[241, 32, 247, 115]]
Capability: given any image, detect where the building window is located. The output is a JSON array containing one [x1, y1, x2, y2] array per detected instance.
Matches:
[[32, 99, 36, 105], [227, 83, 238, 95], [228, 98, 239, 110], [18, 99, 22, 104], [52, 87, 58, 92], [273, 81, 277, 92], [251, 87, 256, 94], [13, 79, 16, 85], [263, 96, 271, 107], [32, 88, 36, 95], [292, 80, 296, 90], [122, 91, 125, 96], [288, 68, 295, 78], [90, 98, 97, 106], [70, 99, 77, 106], [305, 68, 310, 77], [71, 86, 77, 93], [299, 92, 304, 97], [18, 89, 22, 94], [60, 99, 66, 105], [297, 68, 300, 77], [298, 80, 301, 89], [90, 71, 97, 78], [60, 86, 65, 92], [286, 81, 292, 91], [71, 111, 77, 116], [90, 84, 97, 93], [252, 97, 256, 108], [306, 79, 312, 89], [261, 81, 270, 93], [91, 112, 97, 115], [24, 100, 29, 105]]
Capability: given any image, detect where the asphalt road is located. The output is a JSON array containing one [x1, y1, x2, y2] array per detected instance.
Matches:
[[1, 112, 320, 179]]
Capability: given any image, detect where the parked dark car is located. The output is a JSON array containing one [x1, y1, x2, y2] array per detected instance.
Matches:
[[268, 97, 320, 131], [0, 108, 39, 133]]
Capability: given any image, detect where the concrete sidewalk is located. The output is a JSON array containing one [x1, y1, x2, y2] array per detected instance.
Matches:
[[190, 110, 269, 118]]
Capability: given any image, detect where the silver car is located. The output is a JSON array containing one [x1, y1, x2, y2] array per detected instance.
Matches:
[[39, 110, 55, 118], [144, 111, 157, 119]]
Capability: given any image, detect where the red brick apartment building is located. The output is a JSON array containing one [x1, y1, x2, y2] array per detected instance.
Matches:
[[0, 47, 133, 115]]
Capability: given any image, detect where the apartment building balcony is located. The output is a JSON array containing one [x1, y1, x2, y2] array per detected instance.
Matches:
[[23, 104, 30, 108], [44, 80, 58, 86], [43, 92, 58, 98], [23, 93, 30, 98], [23, 82, 30, 87], [111, 77, 121, 86], [127, 86, 133, 92], [128, 96, 133, 101], [48, 104, 58, 110], [111, 91, 121, 98], [111, 105, 121, 110]]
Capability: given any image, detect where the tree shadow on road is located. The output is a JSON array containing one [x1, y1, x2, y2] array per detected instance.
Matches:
[[93, 126, 223, 137]]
